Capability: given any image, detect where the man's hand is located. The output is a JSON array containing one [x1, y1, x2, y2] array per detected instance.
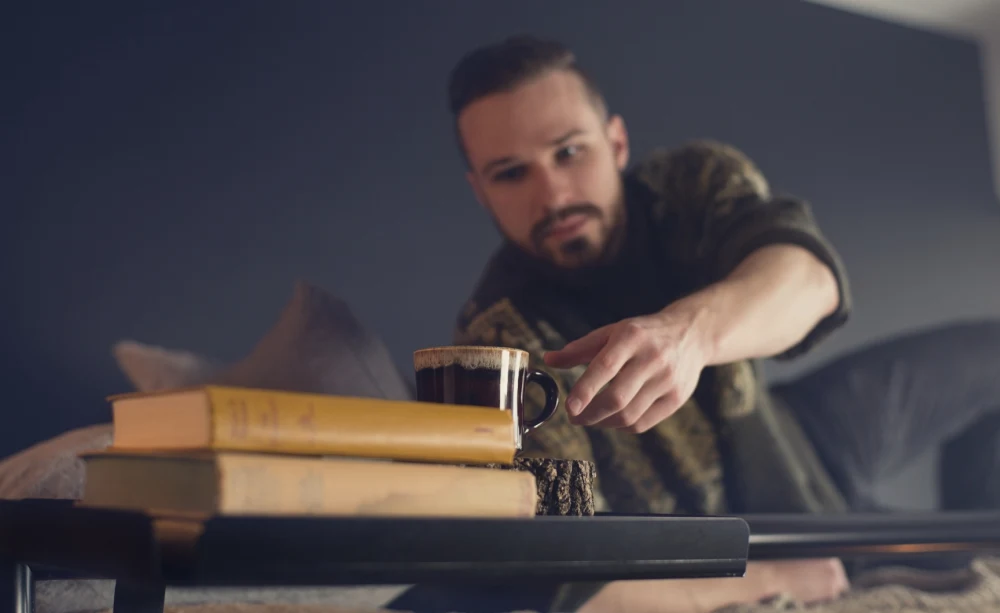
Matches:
[[542, 305, 712, 434]]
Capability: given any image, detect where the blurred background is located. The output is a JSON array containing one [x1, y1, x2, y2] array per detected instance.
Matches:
[[3, 0, 999, 508]]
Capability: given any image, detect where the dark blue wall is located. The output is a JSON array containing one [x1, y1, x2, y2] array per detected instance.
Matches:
[[3, 0, 998, 467]]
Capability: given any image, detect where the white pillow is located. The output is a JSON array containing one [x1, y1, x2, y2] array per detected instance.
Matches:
[[0, 423, 112, 500]]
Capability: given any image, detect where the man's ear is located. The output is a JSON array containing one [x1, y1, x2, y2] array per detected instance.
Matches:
[[607, 114, 630, 170]]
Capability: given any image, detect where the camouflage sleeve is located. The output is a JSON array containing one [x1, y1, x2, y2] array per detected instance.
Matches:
[[637, 140, 851, 360], [453, 297, 596, 463]]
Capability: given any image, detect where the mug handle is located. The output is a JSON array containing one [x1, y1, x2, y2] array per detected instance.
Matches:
[[523, 370, 560, 432]]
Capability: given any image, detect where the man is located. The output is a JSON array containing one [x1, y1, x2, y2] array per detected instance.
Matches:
[[446, 34, 1000, 609]]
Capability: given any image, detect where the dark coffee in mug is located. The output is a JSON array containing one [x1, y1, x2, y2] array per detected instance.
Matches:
[[413, 345, 559, 450]]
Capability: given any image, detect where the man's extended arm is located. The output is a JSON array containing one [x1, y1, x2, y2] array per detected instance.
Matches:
[[545, 140, 850, 433], [671, 243, 840, 366]]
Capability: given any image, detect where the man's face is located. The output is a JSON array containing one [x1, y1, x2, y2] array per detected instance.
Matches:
[[458, 70, 630, 269]]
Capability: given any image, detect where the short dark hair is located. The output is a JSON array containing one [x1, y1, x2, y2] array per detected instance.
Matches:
[[447, 36, 607, 163]]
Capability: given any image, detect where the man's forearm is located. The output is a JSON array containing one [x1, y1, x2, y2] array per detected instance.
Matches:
[[669, 244, 840, 366]]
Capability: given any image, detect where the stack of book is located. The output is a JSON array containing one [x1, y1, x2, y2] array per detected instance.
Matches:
[[79, 385, 537, 518]]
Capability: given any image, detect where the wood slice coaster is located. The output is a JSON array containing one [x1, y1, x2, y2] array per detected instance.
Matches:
[[478, 458, 596, 516]]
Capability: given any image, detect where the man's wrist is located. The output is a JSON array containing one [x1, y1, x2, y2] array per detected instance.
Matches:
[[659, 288, 722, 367]]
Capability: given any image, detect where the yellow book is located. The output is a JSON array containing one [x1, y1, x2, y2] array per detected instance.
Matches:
[[80, 450, 537, 518], [110, 386, 516, 465]]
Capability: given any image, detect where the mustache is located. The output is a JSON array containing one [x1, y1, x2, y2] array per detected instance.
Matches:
[[530, 203, 603, 247]]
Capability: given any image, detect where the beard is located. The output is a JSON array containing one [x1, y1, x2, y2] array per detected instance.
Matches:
[[485, 197, 627, 271], [531, 201, 626, 269]]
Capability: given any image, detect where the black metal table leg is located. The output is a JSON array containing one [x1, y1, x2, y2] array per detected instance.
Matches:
[[112, 581, 165, 613], [1, 562, 32, 613]]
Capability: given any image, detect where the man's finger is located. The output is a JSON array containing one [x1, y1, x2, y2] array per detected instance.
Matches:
[[581, 366, 666, 428], [544, 325, 613, 368], [594, 377, 668, 430], [629, 392, 683, 434], [572, 358, 649, 426], [564, 338, 633, 416]]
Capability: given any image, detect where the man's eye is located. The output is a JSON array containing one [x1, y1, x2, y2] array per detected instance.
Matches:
[[556, 144, 583, 162], [493, 166, 527, 182]]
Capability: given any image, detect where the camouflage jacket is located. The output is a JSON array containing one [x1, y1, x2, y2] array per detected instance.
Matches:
[[454, 140, 852, 515]]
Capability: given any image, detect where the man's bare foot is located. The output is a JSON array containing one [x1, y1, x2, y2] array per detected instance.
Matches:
[[578, 558, 849, 613], [753, 558, 850, 604]]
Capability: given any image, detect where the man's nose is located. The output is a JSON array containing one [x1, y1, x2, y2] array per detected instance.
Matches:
[[533, 168, 574, 212]]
